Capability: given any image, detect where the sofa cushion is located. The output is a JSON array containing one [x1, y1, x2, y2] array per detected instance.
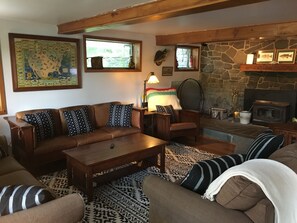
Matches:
[[215, 176, 266, 211], [0, 170, 43, 187], [92, 102, 120, 127], [72, 129, 112, 146], [180, 154, 246, 195], [34, 135, 78, 155], [24, 110, 55, 142], [0, 185, 55, 216], [156, 105, 176, 123], [269, 142, 297, 174], [107, 104, 133, 127], [244, 198, 275, 223], [245, 132, 284, 161], [0, 157, 25, 176], [101, 126, 141, 138], [63, 106, 94, 136]]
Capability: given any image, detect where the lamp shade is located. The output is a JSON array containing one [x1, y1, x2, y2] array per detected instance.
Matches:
[[147, 72, 159, 84]]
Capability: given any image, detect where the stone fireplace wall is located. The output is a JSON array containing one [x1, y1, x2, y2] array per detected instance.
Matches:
[[200, 38, 297, 115]]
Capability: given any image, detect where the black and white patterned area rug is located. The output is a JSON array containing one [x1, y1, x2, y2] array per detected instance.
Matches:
[[38, 143, 217, 223]]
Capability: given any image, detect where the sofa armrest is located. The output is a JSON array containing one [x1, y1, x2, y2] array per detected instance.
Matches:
[[143, 175, 252, 223], [0, 193, 85, 223], [4, 116, 36, 155], [131, 107, 145, 131], [155, 113, 171, 140]]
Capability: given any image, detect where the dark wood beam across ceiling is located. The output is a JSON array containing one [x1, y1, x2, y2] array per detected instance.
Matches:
[[156, 21, 297, 45], [58, 0, 267, 34]]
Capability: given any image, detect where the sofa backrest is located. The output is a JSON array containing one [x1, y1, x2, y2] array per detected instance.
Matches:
[[91, 101, 120, 128], [16, 109, 62, 136], [58, 105, 95, 135]]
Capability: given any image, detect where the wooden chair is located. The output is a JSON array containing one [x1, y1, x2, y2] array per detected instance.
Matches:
[[155, 109, 200, 141]]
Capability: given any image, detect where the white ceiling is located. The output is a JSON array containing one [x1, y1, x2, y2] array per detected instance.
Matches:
[[1, 0, 297, 35]]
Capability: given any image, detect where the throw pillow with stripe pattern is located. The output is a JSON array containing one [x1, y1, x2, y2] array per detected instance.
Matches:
[[24, 110, 55, 142], [156, 105, 176, 123], [63, 106, 94, 136], [180, 154, 246, 195], [0, 185, 55, 216], [107, 104, 133, 127], [245, 132, 284, 161]]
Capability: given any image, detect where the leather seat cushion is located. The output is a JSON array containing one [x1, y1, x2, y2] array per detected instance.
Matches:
[[170, 122, 197, 131], [72, 129, 112, 146], [101, 126, 141, 138]]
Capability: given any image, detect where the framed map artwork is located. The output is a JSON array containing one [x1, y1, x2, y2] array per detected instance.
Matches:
[[9, 33, 81, 91]]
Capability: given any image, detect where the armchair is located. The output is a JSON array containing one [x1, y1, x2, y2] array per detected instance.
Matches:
[[155, 109, 200, 141]]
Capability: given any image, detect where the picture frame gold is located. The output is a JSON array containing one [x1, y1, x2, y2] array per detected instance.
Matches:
[[276, 49, 296, 64], [256, 50, 275, 64], [9, 33, 81, 92]]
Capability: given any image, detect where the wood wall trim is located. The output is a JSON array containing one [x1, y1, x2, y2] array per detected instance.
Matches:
[[58, 0, 266, 34], [156, 21, 297, 45]]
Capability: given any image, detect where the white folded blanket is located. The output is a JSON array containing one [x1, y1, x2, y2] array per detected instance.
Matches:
[[203, 159, 297, 223]]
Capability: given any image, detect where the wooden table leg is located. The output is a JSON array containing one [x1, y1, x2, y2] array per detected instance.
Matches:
[[66, 158, 73, 186], [160, 145, 165, 173], [85, 169, 93, 202]]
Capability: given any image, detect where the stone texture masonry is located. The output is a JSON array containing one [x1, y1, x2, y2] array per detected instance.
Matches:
[[200, 38, 297, 115]]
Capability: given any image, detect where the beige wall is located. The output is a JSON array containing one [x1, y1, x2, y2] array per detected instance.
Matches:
[[0, 19, 199, 142]]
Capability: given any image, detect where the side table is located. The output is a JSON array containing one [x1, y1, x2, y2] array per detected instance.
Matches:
[[144, 111, 156, 136]]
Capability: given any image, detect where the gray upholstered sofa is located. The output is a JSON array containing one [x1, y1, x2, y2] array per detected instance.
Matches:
[[0, 155, 84, 223], [143, 142, 297, 223]]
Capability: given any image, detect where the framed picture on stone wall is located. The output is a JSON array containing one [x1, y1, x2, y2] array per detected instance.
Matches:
[[276, 49, 296, 64], [256, 50, 275, 64]]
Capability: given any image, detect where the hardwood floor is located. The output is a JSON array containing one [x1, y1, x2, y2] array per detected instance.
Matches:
[[174, 135, 236, 156]]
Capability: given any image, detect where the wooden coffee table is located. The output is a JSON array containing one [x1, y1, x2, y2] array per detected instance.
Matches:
[[63, 133, 167, 202]]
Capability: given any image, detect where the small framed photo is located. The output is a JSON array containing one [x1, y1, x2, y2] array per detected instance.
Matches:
[[162, 66, 173, 76], [276, 49, 296, 64], [256, 50, 275, 64]]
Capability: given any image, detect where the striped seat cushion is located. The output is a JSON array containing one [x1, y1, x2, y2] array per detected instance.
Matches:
[[245, 132, 284, 161], [180, 154, 246, 195], [0, 185, 55, 216], [63, 106, 94, 136], [107, 104, 133, 127]]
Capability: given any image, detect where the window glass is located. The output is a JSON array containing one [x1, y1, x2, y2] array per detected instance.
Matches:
[[84, 36, 142, 72], [175, 45, 200, 71]]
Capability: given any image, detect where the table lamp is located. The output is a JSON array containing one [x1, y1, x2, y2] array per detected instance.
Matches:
[[142, 72, 159, 108]]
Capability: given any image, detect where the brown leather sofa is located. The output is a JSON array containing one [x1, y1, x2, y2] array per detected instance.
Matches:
[[0, 155, 84, 223], [143, 143, 297, 223], [4, 102, 144, 171]]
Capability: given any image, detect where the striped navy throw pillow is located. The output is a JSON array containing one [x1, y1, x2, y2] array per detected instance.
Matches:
[[156, 105, 176, 123], [245, 132, 284, 161], [180, 154, 246, 195], [24, 110, 55, 142], [0, 185, 55, 216], [107, 104, 133, 127], [63, 106, 94, 136]]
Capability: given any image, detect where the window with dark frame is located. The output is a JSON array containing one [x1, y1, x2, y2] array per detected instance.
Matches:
[[83, 35, 142, 72], [175, 45, 200, 71]]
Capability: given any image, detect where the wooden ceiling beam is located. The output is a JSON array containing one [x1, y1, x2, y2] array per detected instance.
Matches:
[[58, 0, 267, 34], [156, 21, 297, 45]]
